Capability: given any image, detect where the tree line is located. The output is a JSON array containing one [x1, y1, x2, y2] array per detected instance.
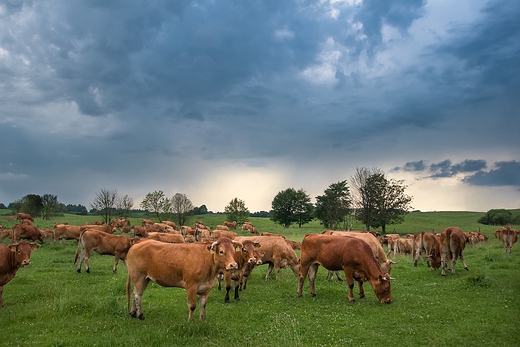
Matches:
[[270, 167, 413, 233]]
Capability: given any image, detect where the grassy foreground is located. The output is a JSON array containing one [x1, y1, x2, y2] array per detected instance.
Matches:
[[1, 212, 519, 346]]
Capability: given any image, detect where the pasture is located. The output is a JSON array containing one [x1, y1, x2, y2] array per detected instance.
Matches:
[[1, 211, 519, 346]]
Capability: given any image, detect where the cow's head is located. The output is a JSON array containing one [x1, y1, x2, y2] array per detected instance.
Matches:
[[208, 238, 239, 271], [242, 240, 261, 264], [429, 250, 441, 270], [371, 273, 392, 304], [254, 250, 264, 265], [8, 241, 40, 267]]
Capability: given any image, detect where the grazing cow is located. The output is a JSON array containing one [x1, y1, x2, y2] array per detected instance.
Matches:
[[430, 227, 469, 276], [53, 224, 82, 244], [141, 219, 154, 227], [216, 225, 230, 231], [413, 232, 440, 267], [126, 238, 240, 321], [74, 229, 139, 273], [248, 227, 260, 235], [234, 236, 300, 280], [218, 240, 260, 303], [325, 231, 397, 286], [194, 227, 212, 242], [16, 213, 34, 222], [396, 238, 413, 255], [131, 226, 147, 238], [211, 230, 238, 240], [498, 227, 518, 254], [1, 228, 13, 241], [40, 228, 54, 239], [121, 226, 131, 235], [12, 224, 44, 243], [180, 226, 194, 236], [93, 220, 105, 225], [184, 235, 195, 243], [6, 216, 15, 221], [261, 232, 285, 238], [79, 224, 117, 234], [297, 233, 392, 304], [242, 222, 254, 232], [0, 241, 40, 306], [223, 221, 237, 230], [146, 232, 185, 244]]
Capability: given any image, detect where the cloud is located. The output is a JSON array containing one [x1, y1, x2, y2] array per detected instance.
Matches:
[[463, 161, 520, 187]]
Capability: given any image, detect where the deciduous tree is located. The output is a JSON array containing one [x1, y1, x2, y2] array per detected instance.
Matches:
[[90, 188, 118, 224], [140, 190, 168, 222], [225, 198, 250, 226], [270, 188, 314, 228], [170, 193, 194, 227], [314, 181, 352, 230]]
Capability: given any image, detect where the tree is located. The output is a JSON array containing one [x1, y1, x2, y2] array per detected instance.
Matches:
[[140, 190, 168, 222], [170, 193, 194, 227], [225, 198, 250, 226], [351, 168, 412, 233], [270, 188, 314, 228], [90, 188, 118, 224], [351, 167, 383, 231], [15, 194, 44, 218], [41, 194, 59, 220], [367, 174, 413, 233], [478, 209, 513, 225], [116, 194, 134, 219], [314, 181, 352, 230]]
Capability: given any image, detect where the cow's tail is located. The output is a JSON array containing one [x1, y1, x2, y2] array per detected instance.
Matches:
[[126, 274, 132, 313], [74, 230, 86, 264]]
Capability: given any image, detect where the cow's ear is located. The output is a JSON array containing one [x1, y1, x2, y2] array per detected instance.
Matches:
[[207, 241, 218, 253], [30, 243, 41, 250], [254, 242, 261, 248], [231, 241, 243, 251], [8, 244, 16, 252]]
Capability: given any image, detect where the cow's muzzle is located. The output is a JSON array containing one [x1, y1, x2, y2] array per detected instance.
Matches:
[[227, 262, 238, 270], [22, 260, 31, 266]]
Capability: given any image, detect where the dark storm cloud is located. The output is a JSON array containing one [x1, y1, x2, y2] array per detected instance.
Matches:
[[429, 159, 488, 178], [393, 160, 427, 172], [463, 161, 520, 187]]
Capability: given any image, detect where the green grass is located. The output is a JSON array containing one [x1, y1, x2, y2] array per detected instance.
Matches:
[[1, 212, 519, 346]]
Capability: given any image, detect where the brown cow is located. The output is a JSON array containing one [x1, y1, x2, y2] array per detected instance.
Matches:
[[396, 238, 413, 255], [126, 238, 241, 321], [141, 219, 154, 227], [180, 226, 194, 236], [80, 224, 117, 235], [216, 225, 230, 231], [12, 224, 44, 243], [194, 227, 212, 242], [6, 216, 15, 221], [0, 241, 40, 306], [1, 228, 13, 241], [53, 224, 82, 244], [16, 213, 34, 222], [239, 249, 263, 291], [242, 222, 254, 232], [211, 229, 238, 240], [146, 232, 185, 244], [297, 233, 392, 304], [413, 232, 440, 267], [430, 227, 469, 276], [234, 236, 299, 280], [162, 221, 178, 230], [498, 227, 518, 254], [93, 220, 105, 225], [223, 221, 237, 230], [19, 219, 32, 226], [218, 240, 260, 303], [131, 226, 147, 238], [74, 229, 139, 273]]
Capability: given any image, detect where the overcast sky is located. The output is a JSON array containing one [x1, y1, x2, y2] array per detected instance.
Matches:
[[1, 0, 519, 213]]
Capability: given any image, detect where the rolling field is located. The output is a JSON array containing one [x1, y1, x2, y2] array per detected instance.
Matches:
[[1, 212, 519, 346]]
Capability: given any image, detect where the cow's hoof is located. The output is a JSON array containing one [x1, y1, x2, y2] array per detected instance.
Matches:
[[129, 311, 137, 318], [235, 298, 240, 302], [414, 263, 417, 267], [349, 299, 355, 303], [359, 295, 365, 299], [224, 299, 230, 304], [77, 269, 81, 273], [464, 267, 469, 271], [138, 314, 145, 320], [86, 269, 90, 274]]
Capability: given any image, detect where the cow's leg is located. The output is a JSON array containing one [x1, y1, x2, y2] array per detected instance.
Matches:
[[113, 253, 121, 274], [217, 273, 223, 290], [83, 249, 94, 273], [308, 263, 320, 297], [441, 251, 447, 276], [297, 261, 311, 297], [198, 291, 210, 321], [274, 259, 281, 280], [224, 272, 232, 304], [342, 267, 356, 303], [459, 252, 469, 271], [0, 284, 4, 307], [329, 270, 343, 281], [129, 277, 148, 320], [265, 263, 274, 281], [451, 250, 459, 274], [240, 275, 248, 290], [234, 279, 240, 301], [357, 280, 365, 299], [186, 286, 198, 322]]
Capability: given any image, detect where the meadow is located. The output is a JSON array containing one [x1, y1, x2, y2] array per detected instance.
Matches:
[[1, 211, 519, 346]]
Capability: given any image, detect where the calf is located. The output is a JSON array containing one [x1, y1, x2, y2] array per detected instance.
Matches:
[[126, 238, 240, 321], [218, 240, 260, 303], [235, 236, 300, 281], [0, 241, 40, 306], [74, 229, 139, 273], [297, 233, 392, 304], [430, 227, 469, 276]]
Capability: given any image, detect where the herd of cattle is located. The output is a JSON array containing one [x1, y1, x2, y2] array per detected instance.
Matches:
[[1, 212, 518, 321]]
